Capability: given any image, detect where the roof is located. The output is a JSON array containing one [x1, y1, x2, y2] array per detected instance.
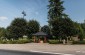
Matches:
[[33, 32, 47, 36]]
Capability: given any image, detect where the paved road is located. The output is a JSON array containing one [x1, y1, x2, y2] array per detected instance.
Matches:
[[57, 50, 85, 55], [0, 49, 85, 55], [0, 50, 57, 55], [0, 44, 85, 55]]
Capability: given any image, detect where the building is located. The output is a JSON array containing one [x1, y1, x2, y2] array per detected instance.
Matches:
[[33, 32, 47, 43]]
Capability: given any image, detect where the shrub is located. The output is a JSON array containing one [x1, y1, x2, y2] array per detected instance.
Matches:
[[0, 39, 32, 44], [72, 41, 85, 44], [16, 39, 31, 44], [0, 41, 7, 44], [48, 40, 59, 44], [7, 40, 17, 44]]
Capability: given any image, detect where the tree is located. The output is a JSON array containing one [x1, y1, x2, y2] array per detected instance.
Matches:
[[41, 25, 52, 39], [26, 20, 40, 38], [48, 0, 65, 25], [63, 18, 78, 36], [51, 18, 64, 39], [0, 27, 6, 38], [74, 22, 84, 41], [41, 25, 50, 35], [81, 20, 85, 39], [47, 0, 79, 40], [7, 18, 27, 39], [48, 0, 65, 37], [78, 25, 84, 41]]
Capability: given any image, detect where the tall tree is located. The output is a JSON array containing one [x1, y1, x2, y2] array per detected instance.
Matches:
[[48, 0, 79, 40], [48, 0, 65, 25], [26, 20, 40, 38], [81, 20, 85, 39], [7, 18, 27, 39], [74, 22, 84, 41], [41, 25, 50, 35], [48, 0, 65, 38], [0, 27, 6, 38], [63, 18, 78, 36]]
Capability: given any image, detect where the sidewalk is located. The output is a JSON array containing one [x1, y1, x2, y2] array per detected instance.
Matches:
[[0, 43, 85, 53]]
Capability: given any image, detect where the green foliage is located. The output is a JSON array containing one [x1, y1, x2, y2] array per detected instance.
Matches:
[[14, 39, 31, 44], [74, 22, 84, 41], [48, 0, 75, 40], [50, 17, 77, 40], [0, 39, 31, 44], [26, 20, 40, 38], [0, 40, 7, 44], [41, 25, 50, 35], [81, 21, 85, 39], [47, 0, 83, 41], [48, 0, 64, 21], [0, 28, 6, 38], [51, 18, 64, 38], [48, 40, 62, 44], [72, 41, 85, 44], [7, 40, 17, 44], [6, 18, 27, 39], [63, 18, 78, 36], [48, 40, 58, 44]]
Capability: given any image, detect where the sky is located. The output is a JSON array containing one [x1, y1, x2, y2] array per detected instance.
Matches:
[[0, 0, 85, 28]]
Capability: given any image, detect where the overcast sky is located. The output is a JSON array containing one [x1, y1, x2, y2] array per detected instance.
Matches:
[[0, 0, 85, 28]]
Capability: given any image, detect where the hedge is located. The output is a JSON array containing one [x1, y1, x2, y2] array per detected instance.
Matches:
[[0, 39, 31, 44], [48, 40, 62, 44], [72, 41, 85, 44]]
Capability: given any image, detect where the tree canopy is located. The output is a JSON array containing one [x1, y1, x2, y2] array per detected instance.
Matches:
[[0, 27, 6, 38], [47, 0, 82, 40], [7, 18, 27, 39], [26, 20, 40, 38], [41, 25, 50, 35]]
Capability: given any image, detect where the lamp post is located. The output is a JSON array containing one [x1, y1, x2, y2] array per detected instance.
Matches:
[[22, 10, 26, 19]]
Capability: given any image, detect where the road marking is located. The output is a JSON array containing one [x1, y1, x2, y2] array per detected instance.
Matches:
[[29, 50, 74, 55], [76, 51, 85, 53]]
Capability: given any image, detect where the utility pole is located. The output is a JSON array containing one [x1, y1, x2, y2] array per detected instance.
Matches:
[[22, 10, 26, 19]]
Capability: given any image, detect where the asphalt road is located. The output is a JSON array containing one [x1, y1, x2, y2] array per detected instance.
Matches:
[[0, 49, 85, 55], [0, 50, 58, 55], [58, 50, 85, 55]]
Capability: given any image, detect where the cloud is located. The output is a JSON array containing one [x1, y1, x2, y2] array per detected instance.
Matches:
[[0, 16, 8, 21]]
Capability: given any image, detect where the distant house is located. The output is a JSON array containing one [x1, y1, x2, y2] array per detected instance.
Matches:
[[33, 32, 47, 43]]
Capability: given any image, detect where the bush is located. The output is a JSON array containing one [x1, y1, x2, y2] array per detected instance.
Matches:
[[16, 39, 31, 44], [72, 41, 85, 44], [0, 41, 7, 44], [7, 40, 17, 44], [48, 40, 60, 44], [0, 39, 32, 44]]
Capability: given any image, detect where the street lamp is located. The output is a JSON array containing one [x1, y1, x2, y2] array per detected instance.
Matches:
[[22, 10, 26, 18]]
